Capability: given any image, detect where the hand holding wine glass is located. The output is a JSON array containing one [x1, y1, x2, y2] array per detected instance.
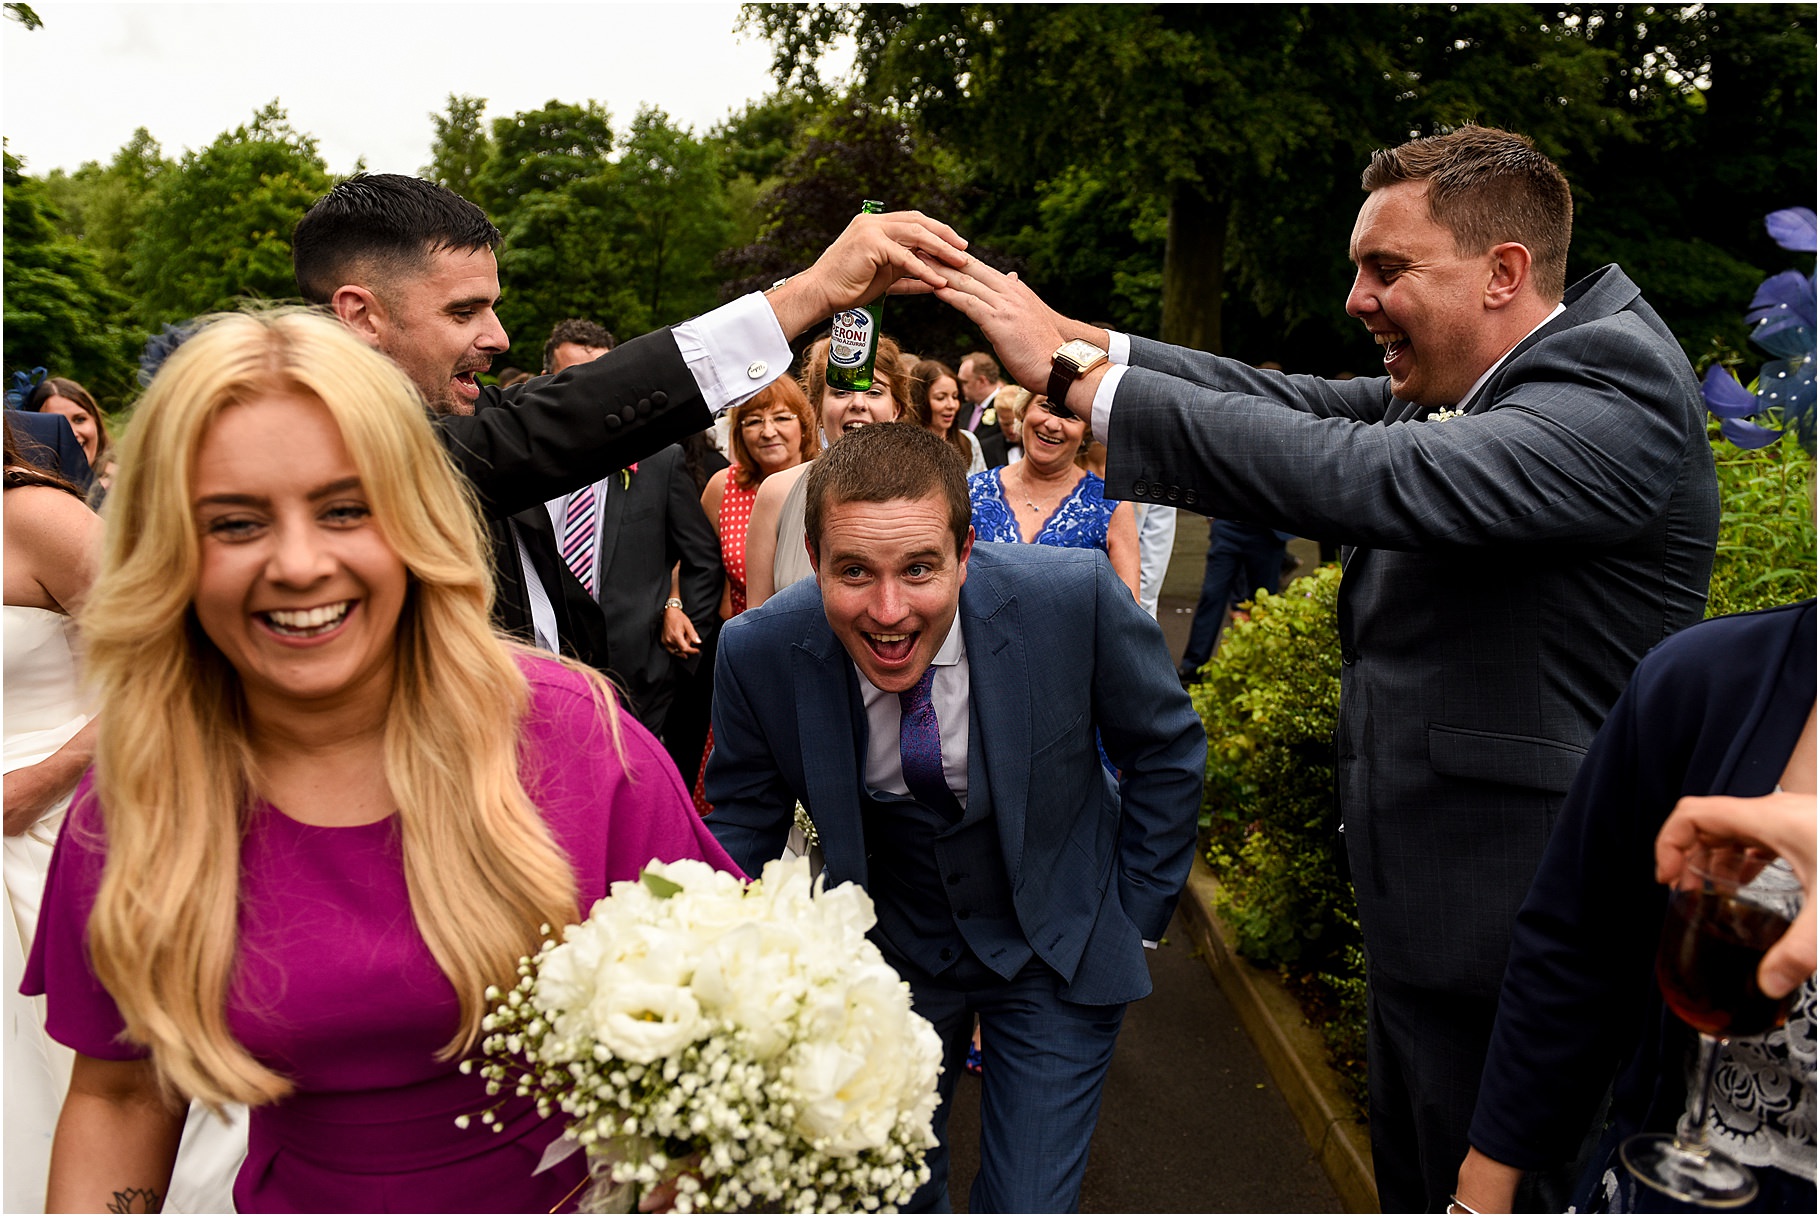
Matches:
[[1655, 790, 1817, 999], [1621, 839, 1806, 1206]]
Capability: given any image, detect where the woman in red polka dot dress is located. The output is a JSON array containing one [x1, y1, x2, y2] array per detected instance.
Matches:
[[694, 379, 820, 810]]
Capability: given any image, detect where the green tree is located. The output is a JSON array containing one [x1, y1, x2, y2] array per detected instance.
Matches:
[[610, 107, 732, 327], [422, 94, 492, 199], [39, 128, 171, 287], [744, 4, 1814, 372], [718, 101, 967, 357], [127, 101, 331, 329], [4, 150, 139, 406], [470, 99, 614, 218]]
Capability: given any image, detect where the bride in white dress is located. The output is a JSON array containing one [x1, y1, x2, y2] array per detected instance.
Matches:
[[5, 435, 245, 1212], [5, 450, 103, 1212]]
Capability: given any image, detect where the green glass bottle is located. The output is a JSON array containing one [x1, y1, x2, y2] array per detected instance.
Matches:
[[825, 199, 886, 392]]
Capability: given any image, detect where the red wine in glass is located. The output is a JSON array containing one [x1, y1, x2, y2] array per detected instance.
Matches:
[[1656, 886, 1797, 1039]]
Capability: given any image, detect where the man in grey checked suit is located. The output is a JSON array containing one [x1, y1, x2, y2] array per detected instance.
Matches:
[[937, 125, 1719, 1211]]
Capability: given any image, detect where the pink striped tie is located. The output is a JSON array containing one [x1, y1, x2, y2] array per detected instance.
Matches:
[[561, 484, 597, 595]]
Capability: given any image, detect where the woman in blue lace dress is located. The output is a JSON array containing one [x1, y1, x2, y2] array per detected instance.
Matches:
[[968, 387, 1139, 598]]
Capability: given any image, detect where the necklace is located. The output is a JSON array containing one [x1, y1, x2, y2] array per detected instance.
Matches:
[[1013, 468, 1073, 517]]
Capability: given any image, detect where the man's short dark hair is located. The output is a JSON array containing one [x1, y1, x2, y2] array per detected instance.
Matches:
[[804, 423, 970, 562], [543, 318, 618, 373], [959, 351, 1002, 383], [1361, 125, 1573, 301], [292, 174, 502, 305]]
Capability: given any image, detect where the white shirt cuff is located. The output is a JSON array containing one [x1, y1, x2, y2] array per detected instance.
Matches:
[[1090, 363, 1127, 447], [672, 292, 793, 414], [1142, 938, 1159, 950], [1106, 330, 1131, 365]]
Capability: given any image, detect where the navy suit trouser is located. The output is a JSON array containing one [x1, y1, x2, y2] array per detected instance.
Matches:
[[891, 950, 1126, 1214], [1180, 520, 1287, 675]]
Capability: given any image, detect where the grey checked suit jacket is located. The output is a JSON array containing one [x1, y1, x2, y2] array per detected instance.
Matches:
[[1104, 264, 1719, 997]]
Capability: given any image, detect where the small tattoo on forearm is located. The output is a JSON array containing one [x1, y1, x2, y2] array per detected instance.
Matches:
[[106, 1187, 163, 1213]]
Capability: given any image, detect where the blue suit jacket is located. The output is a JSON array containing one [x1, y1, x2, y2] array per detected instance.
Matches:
[[705, 541, 1207, 1007]]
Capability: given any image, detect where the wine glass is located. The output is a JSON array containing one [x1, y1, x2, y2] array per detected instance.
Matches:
[[1620, 841, 1805, 1206]]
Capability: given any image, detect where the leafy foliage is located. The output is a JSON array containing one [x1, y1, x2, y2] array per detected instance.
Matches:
[[1704, 425, 1817, 618], [3, 150, 139, 407], [717, 101, 972, 358], [127, 101, 331, 330], [1191, 564, 1364, 1095], [421, 94, 492, 200]]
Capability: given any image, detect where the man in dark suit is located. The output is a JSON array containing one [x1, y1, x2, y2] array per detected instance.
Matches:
[[936, 125, 1720, 1210], [545, 443, 722, 734], [706, 424, 1205, 1213], [291, 174, 966, 659]]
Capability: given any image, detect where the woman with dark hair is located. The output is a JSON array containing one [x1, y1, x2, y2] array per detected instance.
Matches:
[[909, 358, 986, 475], [24, 377, 110, 472], [3, 421, 102, 1211]]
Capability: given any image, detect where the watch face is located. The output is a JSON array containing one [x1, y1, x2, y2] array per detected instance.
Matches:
[[1056, 339, 1107, 374]]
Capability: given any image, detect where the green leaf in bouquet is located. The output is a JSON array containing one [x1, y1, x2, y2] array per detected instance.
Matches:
[[641, 869, 684, 899]]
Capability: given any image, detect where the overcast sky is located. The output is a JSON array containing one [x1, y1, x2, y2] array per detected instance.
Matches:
[[3, 1, 847, 176]]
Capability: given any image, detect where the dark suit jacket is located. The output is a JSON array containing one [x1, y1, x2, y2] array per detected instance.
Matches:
[[1104, 264, 1719, 996], [434, 327, 712, 656], [6, 410, 93, 490], [976, 425, 1010, 469], [550, 445, 724, 730], [704, 542, 1207, 1007]]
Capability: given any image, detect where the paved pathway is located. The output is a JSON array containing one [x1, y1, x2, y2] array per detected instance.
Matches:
[[941, 520, 1344, 1211]]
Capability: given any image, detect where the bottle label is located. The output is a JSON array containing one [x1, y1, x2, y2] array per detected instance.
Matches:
[[828, 308, 876, 369]]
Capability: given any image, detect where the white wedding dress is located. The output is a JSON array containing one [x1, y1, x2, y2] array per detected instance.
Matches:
[[5, 605, 247, 1212], [6, 606, 93, 1211]]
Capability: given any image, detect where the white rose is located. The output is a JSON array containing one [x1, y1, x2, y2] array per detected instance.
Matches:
[[588, 978, 709, 1063]]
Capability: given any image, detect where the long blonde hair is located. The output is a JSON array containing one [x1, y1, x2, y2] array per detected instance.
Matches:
[[81, 309, 588, 1110]]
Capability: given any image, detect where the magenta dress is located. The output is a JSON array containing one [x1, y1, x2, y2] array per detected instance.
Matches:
[[23, 657, 743, 1213]]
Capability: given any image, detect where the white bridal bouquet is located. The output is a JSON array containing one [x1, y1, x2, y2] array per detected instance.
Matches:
[[466, 856, 943, 1213]]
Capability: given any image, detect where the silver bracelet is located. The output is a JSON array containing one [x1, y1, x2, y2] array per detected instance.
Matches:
[[1447, 1197, 1483, 1215], [664, 598, 684, 611]]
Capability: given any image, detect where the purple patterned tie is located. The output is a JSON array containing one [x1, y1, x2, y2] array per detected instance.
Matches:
[[561, 484, 597, 595], [899, 667, 961, 822]]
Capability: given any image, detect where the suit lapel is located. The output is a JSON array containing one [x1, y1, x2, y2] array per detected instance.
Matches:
[[959, 559, 1030, 883], [791, 618, 869, 886], [594, 476, 626, 589]]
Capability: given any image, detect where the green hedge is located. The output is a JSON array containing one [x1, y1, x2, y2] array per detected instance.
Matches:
[[1189, 563, 1367, 1101], [1191, 430, 1813, 1109], [1705, 423, 1816, 617]]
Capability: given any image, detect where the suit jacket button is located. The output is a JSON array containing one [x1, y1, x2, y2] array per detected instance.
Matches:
[[1166, 487, 1181, 502], [939, 947, 954, 961], [650, 390, 667, 407], [605, 413, 623, 430], [620, 404, 638, 422], [635, 397, 652, 416], [1342, 647, 1358, 665], [1133, 479, 1149, 496], [1183, 491, 1197, 506]]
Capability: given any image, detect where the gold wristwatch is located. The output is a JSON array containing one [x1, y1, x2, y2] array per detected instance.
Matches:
[[1045, 340, 1109, 420]]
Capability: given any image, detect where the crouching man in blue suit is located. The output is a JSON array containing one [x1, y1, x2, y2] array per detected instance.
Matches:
[[705, 423, 1206, 1212]]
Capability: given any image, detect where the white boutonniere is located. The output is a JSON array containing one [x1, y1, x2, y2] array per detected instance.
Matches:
[[1427, 405, 1468, 422]]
